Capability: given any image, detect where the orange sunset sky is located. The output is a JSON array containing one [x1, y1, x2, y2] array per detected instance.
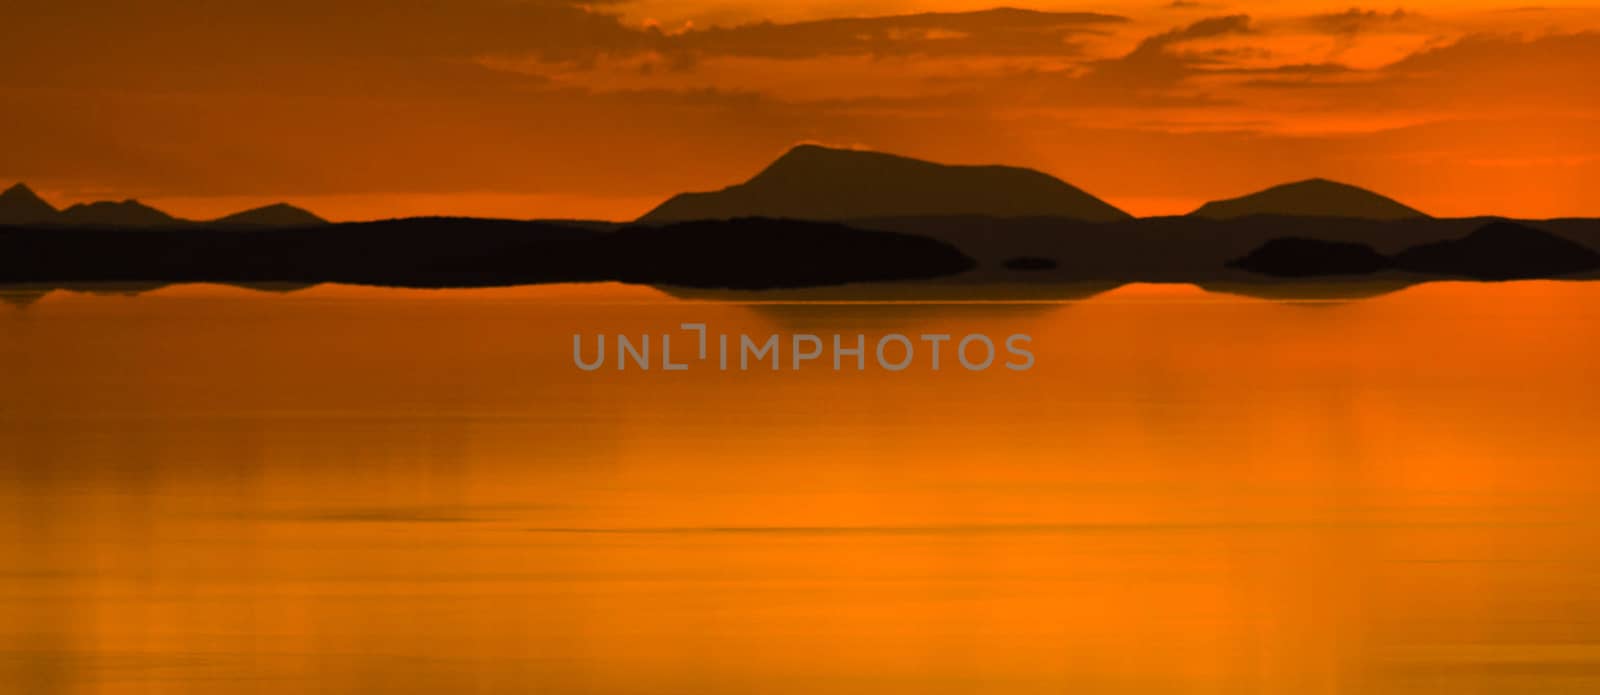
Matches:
[[5, 0, 1600, 221]]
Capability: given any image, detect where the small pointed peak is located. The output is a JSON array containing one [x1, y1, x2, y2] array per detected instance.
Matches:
[[213, 202, 327, 227], [2, 183, 50, 203], [770, 143, 840, 163], [786, 142, 839, 154], [774, 143, 876, 162], [761, 144, 923, 175], [0, 182, 59, 223], [1274, 178, 1350, 190]]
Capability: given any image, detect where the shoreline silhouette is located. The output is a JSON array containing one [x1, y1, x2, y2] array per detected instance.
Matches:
[[4, 146, 1599, 295]]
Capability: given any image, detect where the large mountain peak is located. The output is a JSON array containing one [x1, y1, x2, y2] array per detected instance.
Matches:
[[640, 145, 1130, 224]]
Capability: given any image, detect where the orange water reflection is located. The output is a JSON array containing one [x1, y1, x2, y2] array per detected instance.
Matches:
[[3, 282, 1600, 693]]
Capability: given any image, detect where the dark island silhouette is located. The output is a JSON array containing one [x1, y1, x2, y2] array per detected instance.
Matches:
[[1394, 222, 1600, 279], [1230, 222, 1600, 280], [1228, 238, 1392, 277], [1003, 257, 1059, 272], [4, 144, 1600, 298], [0, 216, 973, 290], [639, 144, 1132, 224]]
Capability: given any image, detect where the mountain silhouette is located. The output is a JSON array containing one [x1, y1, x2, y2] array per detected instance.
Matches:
[[0, 183, 59, 225], [639, 144, 1131, 224], [1394, 221, 1600, 280], [1191, 179, 1428, 220], [0, 184, 333, 228], [214, 203, 327, 227], [59, 199, 177, 227]]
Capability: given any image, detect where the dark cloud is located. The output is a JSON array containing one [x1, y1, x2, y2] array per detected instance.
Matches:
[[1085, 15, 1255, 87], [1161, 14, 1258, 43], [1363, 32, 1600, 115], [674, 8, 1126, 60], [1386, 31, 1600, 74], [1305, 8, 1417, 35], [1224, 63, 1359, 89], [1228, 31, 1600, 115], [0, 3, 1130, 95], [0, 0, 657, 88]]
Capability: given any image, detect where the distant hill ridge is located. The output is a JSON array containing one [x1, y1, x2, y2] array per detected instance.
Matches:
[[0, 183, 326, 227], [1191, 178, 1428, 221], [60, 199, 178, 227], [215, 203, 328, 227], [0, 167, 1493, 229], [640, 145, 1132, 224]]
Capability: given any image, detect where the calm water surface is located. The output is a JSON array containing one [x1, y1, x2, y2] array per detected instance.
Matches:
[[3, 282, 1600, 694]]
